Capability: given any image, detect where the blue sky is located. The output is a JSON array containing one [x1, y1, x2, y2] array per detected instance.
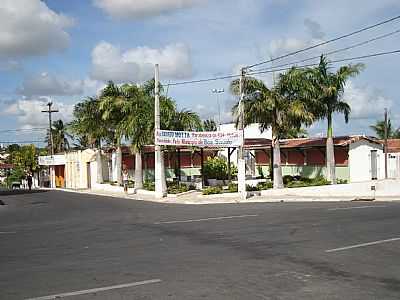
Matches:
[[0, 0, 399, 146]]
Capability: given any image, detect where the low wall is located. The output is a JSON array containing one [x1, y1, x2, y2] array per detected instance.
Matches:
[[260, 179, 400, 198]]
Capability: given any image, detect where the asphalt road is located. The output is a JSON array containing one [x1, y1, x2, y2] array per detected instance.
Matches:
[[1, 191, 400, 299]]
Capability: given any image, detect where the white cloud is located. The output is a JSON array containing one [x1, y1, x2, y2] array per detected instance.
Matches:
[[17, 72, 84, 96], [0, 0, 73, 58], [344, 81, 392, 120], [93, 0, 202, 19], [90, 41, 192, 83], [4, 98, 74, 129]]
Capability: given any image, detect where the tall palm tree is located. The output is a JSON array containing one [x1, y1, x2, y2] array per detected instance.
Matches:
[[98, 82, 127, 185], [69, 96, 112, 184], [46, 119, 71, 153], [231, 69, 314, 188], [307, 55, 363, 184]]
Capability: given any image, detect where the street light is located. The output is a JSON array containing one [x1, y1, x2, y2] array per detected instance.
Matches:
[[211, 88, 224, 125]]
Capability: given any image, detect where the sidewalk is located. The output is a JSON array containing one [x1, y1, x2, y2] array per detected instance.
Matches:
[[48, 187, 400, 205]]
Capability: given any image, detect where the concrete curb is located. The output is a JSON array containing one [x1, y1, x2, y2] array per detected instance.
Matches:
[[40, 187, 400, 205]]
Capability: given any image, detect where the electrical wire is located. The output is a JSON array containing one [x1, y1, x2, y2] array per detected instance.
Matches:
[[248, 50, 400, 76], [250, 28, 400, 73], [0, 140, 45, 144], [165, 49, 400, 86], [246, 14, 400, 69]]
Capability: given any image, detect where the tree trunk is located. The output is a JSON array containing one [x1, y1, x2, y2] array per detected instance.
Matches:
[[272, 136, 283, 189], [326, 114, 336, 184], [96, 149, 103, 184], [116, 146, 122, 185], [134, 151, 143, 189]]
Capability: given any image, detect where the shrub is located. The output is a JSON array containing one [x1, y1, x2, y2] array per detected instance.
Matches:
[[257, 166, 265, 179], [246, 184, 259, 191], [257, 181, 273, 190], [283, 175, 294, 185], [227, 183, 238, 193], [188, 184, 196, 190], [167, 182, 189, 194], [202, 186, 222, 195], [285, 176, 330, 188], [143, 181, 155, 191], [337, 179, 348, 184], [202, 156, 237, 181]]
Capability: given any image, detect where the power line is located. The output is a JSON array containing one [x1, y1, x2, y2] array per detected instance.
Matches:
[[246, 14, 400, 69], [165, 74, 239, 87], [165, 49, 400, 87], [250, 28, 400, 73], [248, 49, 400, 76]]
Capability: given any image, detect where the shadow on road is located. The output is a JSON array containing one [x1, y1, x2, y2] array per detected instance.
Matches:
[[0, 189, 49, 197]]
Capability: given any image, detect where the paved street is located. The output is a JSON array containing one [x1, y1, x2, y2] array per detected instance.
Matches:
[[1, 191, 400, 299]]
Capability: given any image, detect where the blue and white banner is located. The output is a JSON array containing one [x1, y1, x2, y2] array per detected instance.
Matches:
[[156, 130, 243, 148]]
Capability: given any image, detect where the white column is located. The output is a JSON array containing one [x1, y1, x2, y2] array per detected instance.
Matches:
[[237, 68, 247, 200], [154, 64, 167, 198]]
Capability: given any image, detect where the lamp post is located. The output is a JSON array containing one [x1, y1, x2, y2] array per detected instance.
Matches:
[[211, 88, 224, 125]]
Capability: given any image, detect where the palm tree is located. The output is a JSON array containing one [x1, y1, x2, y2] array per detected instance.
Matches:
[[230, 68, 314, 188], [370, 119, 400, 139], [307, 55, 363, 184], [69, 96, 112, 184], [98, 82, 127, 185], [203, 119, 217, 131], [46, 119, 71, 153]]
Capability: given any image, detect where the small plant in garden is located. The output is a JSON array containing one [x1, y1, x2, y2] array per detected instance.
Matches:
[[202, 186, 222, 195], [257, 181, 273, 190], [257, 166, 265, 179], [143, 181, 155, 191], [246, 184, 259, 191], [227, 183, 238, 193], [337, 179, 348, 184], [167, 182, 189, 194]]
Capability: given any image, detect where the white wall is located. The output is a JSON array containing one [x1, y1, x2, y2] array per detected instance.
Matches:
[[349, 140, 384, 182]]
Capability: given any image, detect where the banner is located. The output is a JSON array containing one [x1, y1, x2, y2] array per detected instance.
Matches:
[[38, 155, 66, 166], [156, 130, 243, 148]]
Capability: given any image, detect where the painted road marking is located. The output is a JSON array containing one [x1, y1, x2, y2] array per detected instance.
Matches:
[[155, 214, 259, 224], [25, 279, 162, 300], [326, 237, 400, 253], [328, 205, 387, 211]]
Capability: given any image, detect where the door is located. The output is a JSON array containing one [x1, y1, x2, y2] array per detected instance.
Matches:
[[370, 150, 378, 180], [54, 165, 65, 188], [86, 162, 91, 189]]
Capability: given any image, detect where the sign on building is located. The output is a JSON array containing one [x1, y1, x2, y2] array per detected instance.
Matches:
[[38, 155, 66, 166], [156, 130, 243, 148]]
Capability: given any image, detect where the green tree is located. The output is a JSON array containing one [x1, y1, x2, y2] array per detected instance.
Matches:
[[203, 119, 217, 131], [231, 68, 314, 188], [370, 119, 400, 139], [307, 55, 363, 184], [46, 120, 71, 153]]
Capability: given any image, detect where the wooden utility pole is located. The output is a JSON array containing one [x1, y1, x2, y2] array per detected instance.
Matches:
[[41, 101, 58, 188]]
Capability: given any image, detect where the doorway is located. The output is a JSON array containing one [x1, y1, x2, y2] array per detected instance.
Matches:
[[370, 150, 378, 180]]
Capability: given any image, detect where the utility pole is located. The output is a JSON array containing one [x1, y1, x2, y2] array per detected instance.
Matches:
[[237, 68, 246, 200], [154, 64, 167, 198], [42, 101, 58, 188], [384, 108, 388, 179]]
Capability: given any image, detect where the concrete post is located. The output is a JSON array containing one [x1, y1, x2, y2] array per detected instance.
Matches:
[[154, 64, 167, 198], [237, 68, 247, 200]]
